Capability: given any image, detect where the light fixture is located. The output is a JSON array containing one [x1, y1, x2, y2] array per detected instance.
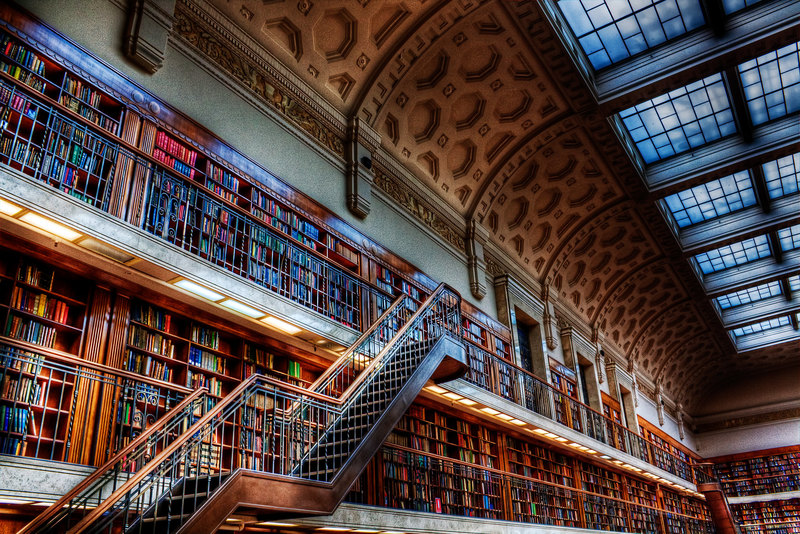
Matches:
[[568, 442, 582, 448], [481, 407, 500, 415], [0, 498, 33, 504], [19, 212, 82, 241], [458, 398, 477, 406], [425, 385, 447, 394], [554, 436, 568, 443], [0, 197, 22, 216], [600, 455, 611, 460], [261, 315, 302, 335], [173, 279, 225, 301], [353, 530, 381, 533], [443, 392, 463, 400], [510, 418, 526, 426], [532, 428, 548, 435], [585, 449, 597, 454], [219, 298, 264, 318], [495, 413, 513, 420], [257, 522, 297, 527], [543, 432, 558, 439], [317, 528, 351, 532]]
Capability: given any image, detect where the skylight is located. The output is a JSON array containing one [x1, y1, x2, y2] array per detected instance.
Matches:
[[789, 275, 800, 292], [664, 171, 756, 228], [620, 73, 736, 163], [732, 316, 791, 337], [557, 0, 705, 70], [763, 152, 800, 199], [739, 41, 800, 125], [722, 0, 764, 14], [694, 235, 771, 275], [778, 224, 800, 252], [716, 281, 782, 309]]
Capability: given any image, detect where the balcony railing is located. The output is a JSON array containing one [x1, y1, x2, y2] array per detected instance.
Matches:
[[0, 338, 191, 466], [0, 76, 394, 332], [463, 342, 698, 483]]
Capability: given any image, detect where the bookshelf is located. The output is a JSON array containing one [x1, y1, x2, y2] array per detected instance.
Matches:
[[731, 499, 800, 534], [0, 252, 89, 460], [579, 460, 624, 499], [713, 448, 800, 496], [505, 435, 575, 487]]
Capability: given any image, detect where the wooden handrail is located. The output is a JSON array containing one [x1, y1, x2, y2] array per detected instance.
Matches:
[[18, 387, 208, 534], [307, 292, 408, 392], [66, 285, 460, 532], [467, 342, 694, 470], [337, 283, 453, 402], [0, 336, 192, 394]]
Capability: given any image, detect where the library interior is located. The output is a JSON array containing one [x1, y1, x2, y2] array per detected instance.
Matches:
[[0, 0, 797, 533]]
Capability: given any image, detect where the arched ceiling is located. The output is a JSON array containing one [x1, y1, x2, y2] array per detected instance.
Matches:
[[198, 0, 800, 411]]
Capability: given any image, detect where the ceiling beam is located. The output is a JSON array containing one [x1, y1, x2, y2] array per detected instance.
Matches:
[[720, 296, 800, 329], [677, 197, 799, 254], [751, 164, 772, 214], [702, 248, 800, 296]]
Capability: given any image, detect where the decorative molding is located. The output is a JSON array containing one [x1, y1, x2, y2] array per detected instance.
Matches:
[[346, 117, 378, 218], [173, 2, 345, 157], [694, 407, 800, 433], [372, 166, 466, 253], [124, 0, 176, 73], [467, 219, 490, 300]]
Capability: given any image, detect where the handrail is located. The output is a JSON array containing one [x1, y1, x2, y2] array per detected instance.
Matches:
[[463, 342, 696, 481], [308, 292, 408, 392], [0, 336, 192, 395], [18, 387, 208, 534], [66, 283, 460, 532], [337, 284, 448, 402]]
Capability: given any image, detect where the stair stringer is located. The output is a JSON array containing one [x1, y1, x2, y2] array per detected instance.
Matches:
[[177, 335, 467, 534]]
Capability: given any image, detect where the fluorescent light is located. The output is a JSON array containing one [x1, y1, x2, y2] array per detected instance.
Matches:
[[219, 298, 264, 318], [425, 385, 447, 394], [317, 528, 351, 532], [458, 398, 477, 406], [353, 531, 381, 533], [443, 392, 463, 400], [510, 418, 526, 426], [600, 455, 611, 460], [257, 522, 297, 527], [554, 436, 568, 442], [0, 198, 22, 215], [481, 407, 500, 415], [543, 432, 557, 438], [262, 315, 302, 335], [585, 449, 597, 454], [0, 498, 32, 504], [174, 279, 224, 301], [495, 413, 513, 420], [568, 442, 582, 448], [532, 428, 549, 435], [19, 212, 81, 241]]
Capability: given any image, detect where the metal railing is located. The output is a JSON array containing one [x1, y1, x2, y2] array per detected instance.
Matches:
[[59, 284, 461, 534], [0, 338, 191, 466], [463, 343, 696, 483], [0, 75, 395, 332], [355, 447, 716, 534]]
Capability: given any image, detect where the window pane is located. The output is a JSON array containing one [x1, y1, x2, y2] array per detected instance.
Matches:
[[732, 316, 791, 337], [664, 171, 756, 227], [620, 74, 736, 163], [763, 152, 800, 199], [716, 281, 782, 309], [558, 0, 705, 70], [722, 0, 764, 15], [778, 224, 800, 252], [738, 42, 800, 125], [694, 234, 771, 274]]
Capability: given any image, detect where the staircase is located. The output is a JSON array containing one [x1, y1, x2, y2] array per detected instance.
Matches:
[[21, 284, 467, 534]]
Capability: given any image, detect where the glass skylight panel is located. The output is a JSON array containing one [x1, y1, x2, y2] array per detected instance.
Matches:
[[778, 224, 800, 252], [732, 316, 791, 337], [620, 73, 736, 163], [557, 0, 705, 70], [790, 275, 800, 292], [694, 234, 771, 275], [716, 281, 782, 309], [722, 0, 764, 14], [739, 42, 800, 125], [763, 152, 800, 199], [664, 171, 756, 228]]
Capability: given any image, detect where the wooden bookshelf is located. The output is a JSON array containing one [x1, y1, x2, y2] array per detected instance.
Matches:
[[731, 498, 800, 533], [712, 447, 800, 496], [0, 251, 89, 460], [505, 435, 575, 487]]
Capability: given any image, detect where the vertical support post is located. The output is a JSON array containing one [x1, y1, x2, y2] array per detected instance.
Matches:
[[346, 118, 379, 219], [466, 219, 489, 300], [124, 0, 177, 73]]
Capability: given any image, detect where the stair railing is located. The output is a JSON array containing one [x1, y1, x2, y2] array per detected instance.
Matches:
[[64, 284, 461, 534], [18, 387, 210, 534]]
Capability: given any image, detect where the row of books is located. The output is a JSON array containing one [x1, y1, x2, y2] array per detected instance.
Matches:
[[1, 33, 46, 77], [188, 346, 228, 374], [0, 405, 29, 433], [0, 373, 43, 404], [186, 370, 223, 396], [128, 324, 175, 358], [5, 315, 57, 347], [0, 86, 38, 122], [155, 130, 198, 167], [132, 303, 173, 333], [59, 94, 118, 134], [125, 349, 173, 382], [190, 325, 220, 350], [11, 286, 70, 324], [0, 137, 43, 170], [16, 263, 54, 291], [153, 147, 195, 179]]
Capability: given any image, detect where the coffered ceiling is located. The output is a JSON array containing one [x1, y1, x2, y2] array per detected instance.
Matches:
[[191, 0, 800, 411]]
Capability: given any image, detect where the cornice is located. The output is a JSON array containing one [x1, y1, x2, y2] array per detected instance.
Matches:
[[174, 0, 346, 157]]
